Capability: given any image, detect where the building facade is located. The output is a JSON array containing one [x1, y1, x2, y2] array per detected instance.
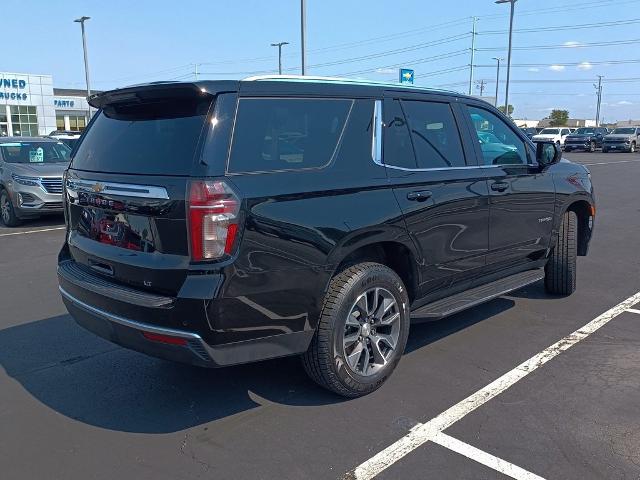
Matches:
[[0, 71, 91, 137]]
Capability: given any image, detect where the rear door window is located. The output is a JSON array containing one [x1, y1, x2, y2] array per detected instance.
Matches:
[[227, 98, 352, 173], [402, 100, 466, 169], [71, 97, 212, 175], [383, 99, 417, 169]]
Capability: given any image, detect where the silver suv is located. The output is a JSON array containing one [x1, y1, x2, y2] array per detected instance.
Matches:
[[602, 127, 640, 153], [0, 137, 71, 226]]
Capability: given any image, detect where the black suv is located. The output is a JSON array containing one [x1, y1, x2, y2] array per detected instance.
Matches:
[[57, 78, 595, 397], [564, 127, 609, 152]]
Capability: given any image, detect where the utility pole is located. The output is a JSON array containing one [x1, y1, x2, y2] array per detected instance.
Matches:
[[495, 0, 517, 116], [271, 42, 289, 75], [73, 16, 92, 116], [468, 16, 478, 96], [492, 57, 503, 107], [594, 75, 603, 126], [475, 79, 486, 97], [300, 0, 307, 75]]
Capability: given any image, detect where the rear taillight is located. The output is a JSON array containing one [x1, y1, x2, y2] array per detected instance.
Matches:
[[188, 180, 240, 261]]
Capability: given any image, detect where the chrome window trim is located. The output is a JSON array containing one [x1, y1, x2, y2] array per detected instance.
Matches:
[[383, 163, 502, 172], [65, 179, 169, 199], [372, 99, 383, 165]]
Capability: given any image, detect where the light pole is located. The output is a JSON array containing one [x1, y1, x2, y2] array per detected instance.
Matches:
[[300, 0, 307, 75], [492, 57, 504, 107], [74, 16, 92, 117], [271, 42, 289, 75], [495, 0, 516, 116]]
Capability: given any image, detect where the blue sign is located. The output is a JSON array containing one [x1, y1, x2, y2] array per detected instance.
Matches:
[[54, 99, 76, 108], [1, 78, 28, 101], [399, 68, 414, 85]]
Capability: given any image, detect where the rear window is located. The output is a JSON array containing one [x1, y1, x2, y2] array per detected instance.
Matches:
[[227, 98, 352, 173], [71, 97, 212, 175]]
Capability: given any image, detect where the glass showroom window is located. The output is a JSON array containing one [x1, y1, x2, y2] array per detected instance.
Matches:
[[68, 115, 87, 131], [10, 106, 39, 136], [0, 109, 8, 137], [56, 115, 65, 131]]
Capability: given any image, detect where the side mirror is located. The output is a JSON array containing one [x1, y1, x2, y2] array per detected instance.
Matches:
[[536, 141, 561, 166]]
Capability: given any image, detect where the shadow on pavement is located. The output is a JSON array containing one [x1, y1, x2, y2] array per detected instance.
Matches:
[[0, 215, 65, 232], [1, 294, 519, 434], [406, 297, 515, 354]]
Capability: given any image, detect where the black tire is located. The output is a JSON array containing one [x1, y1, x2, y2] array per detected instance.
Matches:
[[0, 189, 21, 227], [302, 262, 410, 397], [564, 147, 572, 152], [545, 211, 577, 295], [602, 147, 609, 153], [589, 141, 596, 153]]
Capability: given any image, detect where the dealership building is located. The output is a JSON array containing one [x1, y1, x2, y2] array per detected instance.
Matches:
[[0, 71, 92, 137]]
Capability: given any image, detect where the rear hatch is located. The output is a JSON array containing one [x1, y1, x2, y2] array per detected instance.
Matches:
[[64, 83, 234, 295]]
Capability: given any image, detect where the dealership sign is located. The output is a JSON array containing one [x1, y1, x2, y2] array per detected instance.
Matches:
[[0, 78, 28, 101]]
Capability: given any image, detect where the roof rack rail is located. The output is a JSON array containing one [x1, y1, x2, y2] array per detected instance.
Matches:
[[240, 74, 459, 95]]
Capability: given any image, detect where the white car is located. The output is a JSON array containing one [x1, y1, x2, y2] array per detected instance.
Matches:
[[532, 127, 572, 147]]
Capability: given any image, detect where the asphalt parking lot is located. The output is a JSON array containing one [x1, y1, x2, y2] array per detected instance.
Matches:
[[1, 152, 640, 480]]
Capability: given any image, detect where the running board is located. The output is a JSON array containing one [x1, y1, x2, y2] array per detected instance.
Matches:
[[411, 269, 545, 320]]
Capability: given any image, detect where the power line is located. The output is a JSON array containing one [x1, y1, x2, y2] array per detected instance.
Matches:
[[478, 17, 640, 35], [474, 59, 640, 68], [337, 49, 469, 76], [198, 33, 470, 76], [477, 38, 640, 52]]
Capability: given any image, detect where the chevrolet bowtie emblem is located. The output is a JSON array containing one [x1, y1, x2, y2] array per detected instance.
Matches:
[[92, 182, 104, 193]]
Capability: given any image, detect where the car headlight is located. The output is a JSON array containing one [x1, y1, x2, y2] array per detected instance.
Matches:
[[11, 174, 40, 186]]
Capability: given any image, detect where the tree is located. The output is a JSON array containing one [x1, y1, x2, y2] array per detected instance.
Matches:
[[498, 104, 514, 116], [549, 109, 569, 127]]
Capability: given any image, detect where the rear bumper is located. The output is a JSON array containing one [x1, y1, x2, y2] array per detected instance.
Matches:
[[59, 281, 313, 368]]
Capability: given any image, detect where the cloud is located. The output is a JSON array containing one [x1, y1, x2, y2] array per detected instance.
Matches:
[[617, 100, 633, 105], [549, 65, 566, 72], [577, 62, 593, 71], [527, 67, 540, 72], [563, 41, 583, 48], [375, 68, 395, 74]]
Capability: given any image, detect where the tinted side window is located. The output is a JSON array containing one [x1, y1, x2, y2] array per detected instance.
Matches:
[[228, 98, 352, 173], [383, 99, 417, 169], [467, 106, 527, 166], [402, 100, 466, 168]]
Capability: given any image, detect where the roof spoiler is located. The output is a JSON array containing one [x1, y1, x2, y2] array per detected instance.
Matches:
[[88, 82, 214, 109]]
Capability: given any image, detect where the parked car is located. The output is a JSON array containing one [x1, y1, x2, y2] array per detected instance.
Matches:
[[532, 127, 572, 147], [0, 137, 71, 226], [563, 127, 609, 152], [48, 130, 82, 149], [519, 127, 539, 140], [602, 127, 640, 153], [57, 78, 595, 397]]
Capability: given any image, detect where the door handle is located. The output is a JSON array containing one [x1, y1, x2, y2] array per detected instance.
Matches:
[[407, 190, 432, 202], [490, 182, 509, 192]]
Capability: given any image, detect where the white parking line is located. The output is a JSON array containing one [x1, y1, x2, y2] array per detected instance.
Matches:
[[0, 226, 65, 237], [431, 432, 545, 480], [346, 290, 640, 480], [626, 308, 640, 315], [581, 159, 640, 166]]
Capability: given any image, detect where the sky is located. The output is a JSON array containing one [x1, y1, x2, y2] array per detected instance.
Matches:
[[4, 0, 640, 122]]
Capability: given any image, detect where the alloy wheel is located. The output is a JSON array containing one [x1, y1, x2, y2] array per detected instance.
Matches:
[[342, 287, 401, 376], [1, 194, 10, 224]]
